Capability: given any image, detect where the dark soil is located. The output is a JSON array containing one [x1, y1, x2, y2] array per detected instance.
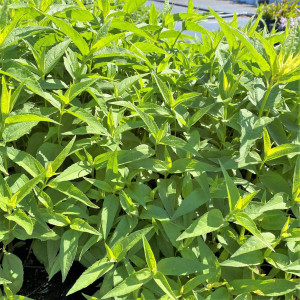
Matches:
[[15, 243, 100, 300]]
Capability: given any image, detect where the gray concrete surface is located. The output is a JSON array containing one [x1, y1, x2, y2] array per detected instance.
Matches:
[[146, 0, 257, 35]]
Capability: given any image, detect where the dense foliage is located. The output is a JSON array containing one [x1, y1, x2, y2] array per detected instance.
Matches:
[[0, 0, 299, 299]]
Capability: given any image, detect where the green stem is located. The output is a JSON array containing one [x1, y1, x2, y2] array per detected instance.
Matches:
[[57, 104, 65, 145], [258, 83, 274, 118], [172, 30, 183, 49]]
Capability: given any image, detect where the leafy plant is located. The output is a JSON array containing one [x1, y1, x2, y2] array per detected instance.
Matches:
[[0, 0, 299, 299]]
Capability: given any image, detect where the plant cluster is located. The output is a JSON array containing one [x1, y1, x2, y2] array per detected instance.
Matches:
[[0, 0, 299, 299], [257, 0, 300, 26]]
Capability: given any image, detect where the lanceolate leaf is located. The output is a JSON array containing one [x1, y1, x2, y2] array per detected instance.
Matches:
[[153, 271, 177, 300], [4, 114, 59, 125], [48, 181, 98, 208], [265, 144, 300, 162], [0, 146, 45, 177], [102, 268, 152, 299], [51, 136, 75, 173], [177, 209, 224, 240], [220, 162, 240, 212], [157, 257, 210, 276], [60, 229, 81, 282], [46, 15, 89, 56], [67, 259, 113, 295], [235, 212, 274, 251]]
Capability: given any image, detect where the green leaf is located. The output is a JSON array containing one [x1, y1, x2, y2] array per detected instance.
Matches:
[[187, 103, 215, 128], [0, 174, 11, 198], [60, 229, 81, 282], [116, 74, 147, 96], [5, 209, 33, 235], [237, 109, 273, 162], [102, 268, 151, 299], [220, 250, 264, 267], [101, 195, 119, 240], [0, 146, 44, 177], [51, 137, 75, 173], [177, 209, 224, 241], [1, 76, 10, 117], [110, 19, 153, 41], [142, 236, 157, 273], [265, 144, 300, 162], [220, 162, 240, 212], [153, 271, 177, 300], [172, 187, 209, 220], [91, 33, 124, 54], [11, 171, 46, 207], [70, 218, 101, 235], [235, 212, 274, 251], [134, 42, 168, 55], [263, 128, 272, 157], [48, 181, 98, 208], [4, 114, 59, 125], [128, 103, 158, 137], [112, 227, 152, 260], [292, 156, 300, 201], [234, 190, 260, 211], [67, 259, 113, 295], [123, 0, 147, 14], [68, 78, 99, 102], [160, 135, 201, 157], [53, 161, 92, 182], [230, 279, 297, 296], [2, 253, 23, 293], [153, 73, 173, 107], [66, 106, 109, 136], [46, 14, 89, 56], [44, 39, 71, 75], [157, 257, 209, 275]]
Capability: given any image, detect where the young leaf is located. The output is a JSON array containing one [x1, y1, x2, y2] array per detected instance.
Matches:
[[234, 190, 260, 211], [153, 271, 177, 300], [70, 218, 101, 236], [11, 171, 46, 207], [5, 209, 33, 235], [1, 76, 10, 118], [263, 128, 272, 158], [292, 156, 300, 201], [265, 144, 300, 162], [153, 73, 173, 107], [142, 236, 157, 273], [220, 162, 240, 212], [234, 212, 274, 251]]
